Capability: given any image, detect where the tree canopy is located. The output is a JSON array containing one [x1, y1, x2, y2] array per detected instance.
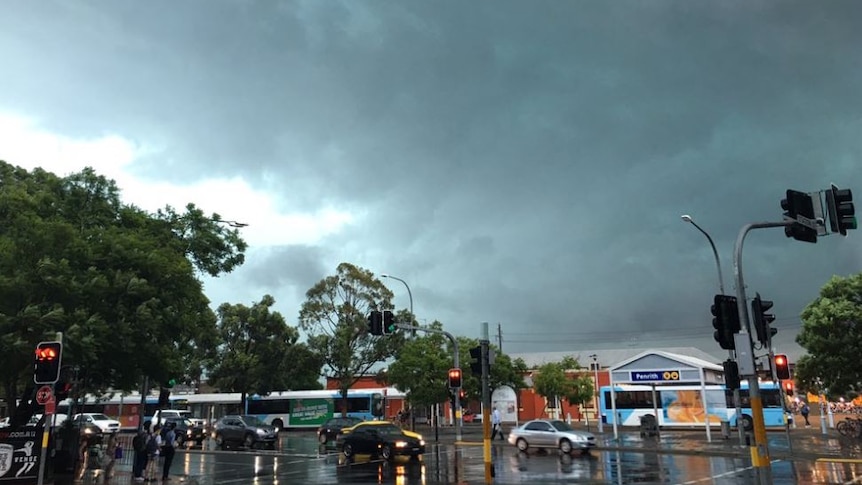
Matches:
[[298, 263, 404, 407], [207, 295, 322, 400], [0, 161, 246, 417], [386, 321, 451, 410], [796, 273, 862, 396], [531, 356, 592, 415]]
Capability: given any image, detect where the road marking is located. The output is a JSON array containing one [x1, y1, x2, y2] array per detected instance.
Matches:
[[674, 460, 780, 485], [818, 458, 862, 464]]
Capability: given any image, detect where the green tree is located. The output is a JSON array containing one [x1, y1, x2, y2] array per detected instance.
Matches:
[[532, 356, 590, 417], [386, 321, 451, 414], [797, 273, 862, 396], [207, 295, 321, 408], [0, 162, 246, 418], [298, 263, 403, 414]]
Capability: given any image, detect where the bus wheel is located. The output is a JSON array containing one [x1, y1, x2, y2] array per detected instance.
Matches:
[[740, 415, 754, 432]]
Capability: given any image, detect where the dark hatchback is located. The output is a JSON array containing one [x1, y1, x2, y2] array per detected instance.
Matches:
[[212, 415, 278, 450], [318, 417, 363, 444], [336, 421, 425, 461]]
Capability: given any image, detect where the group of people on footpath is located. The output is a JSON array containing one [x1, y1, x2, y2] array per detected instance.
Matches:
[[132, 421, 178, 482]]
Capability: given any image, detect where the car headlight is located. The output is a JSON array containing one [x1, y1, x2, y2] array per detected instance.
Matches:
[[395, 441, 408, 448], [419, 440, 425, 446], [187, 429, 193, 437], [570, 435, 586, 441], [256, 428, 266, 435]]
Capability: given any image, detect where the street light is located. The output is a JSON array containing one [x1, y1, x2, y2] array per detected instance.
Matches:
[[590, 354, 602, 433], [681, 215, 725, 294], [381, 274, 413, 321]]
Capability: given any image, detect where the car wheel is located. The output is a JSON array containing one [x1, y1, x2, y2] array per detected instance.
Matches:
[[243, 433, 255, 449], [516, 438, 529, 452], [381, 445, 393, 461], [215, 433, 225, 449], [740, 415, 754, 432], [559, 439, 572, 454], [343, 443, 355, 460], [318, 433, 328, 444]]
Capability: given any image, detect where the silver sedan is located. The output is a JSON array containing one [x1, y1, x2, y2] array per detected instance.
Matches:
[[507, 419, 597, 454]]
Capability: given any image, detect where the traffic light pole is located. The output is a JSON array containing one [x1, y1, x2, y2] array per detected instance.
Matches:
[[734, 220, 794, 485], [395, 323, 463, 442]]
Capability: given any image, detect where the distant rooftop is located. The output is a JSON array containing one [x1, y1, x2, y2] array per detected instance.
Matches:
[[509, 346, 722, 369]]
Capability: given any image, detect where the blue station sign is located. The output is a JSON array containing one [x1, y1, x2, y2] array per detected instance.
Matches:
[[630, 370, 681, 382]]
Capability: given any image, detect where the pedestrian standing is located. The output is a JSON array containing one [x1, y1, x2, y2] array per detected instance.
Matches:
[[132, 427, 149, 483], [162, 422, 177, 481], [145, 424, 163, 482], [801, 403, 811, 427], [491, 407, 504, 440]]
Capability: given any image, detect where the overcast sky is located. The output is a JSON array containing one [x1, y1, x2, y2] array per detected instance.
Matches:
[[1, 1, 860, 363]]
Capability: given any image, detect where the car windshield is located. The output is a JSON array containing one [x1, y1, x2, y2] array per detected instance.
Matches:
[[88, 414, 111, 421], [241, 415, 265, 426], [550, 420, 573, 431]]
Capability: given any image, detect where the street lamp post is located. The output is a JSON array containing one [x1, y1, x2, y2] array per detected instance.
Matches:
[[681, 214, 744, 445], [381, 274, 413, 318], [590, 354, 602, 433]]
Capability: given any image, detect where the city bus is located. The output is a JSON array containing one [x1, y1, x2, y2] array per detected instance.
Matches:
[[175, 388, 405, 430], [599, 381, 789, 430]]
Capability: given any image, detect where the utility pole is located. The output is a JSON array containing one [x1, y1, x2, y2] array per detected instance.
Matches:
[[733, 220, 795, 485], [480, 322, 493, 484], [496, 323, 502, 352]]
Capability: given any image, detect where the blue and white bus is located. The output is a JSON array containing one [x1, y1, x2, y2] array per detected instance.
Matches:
[[176, 388, 405, 431], [599, 381, 789, 430]]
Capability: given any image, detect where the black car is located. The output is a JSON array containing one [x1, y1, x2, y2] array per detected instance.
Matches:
[[336, 421, 425, 461], [161, 417, 207, 447], [317, 417, 363, 444], [212, 415, 278, 450]]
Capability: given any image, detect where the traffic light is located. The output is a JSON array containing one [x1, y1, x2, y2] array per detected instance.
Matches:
[[826, 184, 857, 236], [774, 354, 791, 380], [751, 293, 777, 346], [166, 378, 177, 388], [469, 346, 482, 376], [448, 368, 462, 388], [712, 295, 740, 350], [781, 189, 818, 243], [783, 380, 794, 397], [368, 311, 383, 336], [382, 310, 397, 334], [34, 341, 63, 384], [723, 359, 741, 390]]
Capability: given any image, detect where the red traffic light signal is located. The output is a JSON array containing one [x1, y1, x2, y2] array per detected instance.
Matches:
[[34, 341, 63, 384], [448, 368, 462, 388], [783, 380, 795, 396], [774, 354, 790, 380]]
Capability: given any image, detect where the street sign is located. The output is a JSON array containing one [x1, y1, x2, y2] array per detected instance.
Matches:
[[630, 370, 680, 382], [35, 386, 53, 405]]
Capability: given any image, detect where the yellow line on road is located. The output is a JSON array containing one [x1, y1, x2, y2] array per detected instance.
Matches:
[[816, 458, 862, 464]]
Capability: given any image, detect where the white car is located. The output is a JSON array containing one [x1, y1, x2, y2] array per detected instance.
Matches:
[[507, 419, 597, 455], [73, 413, 121, 434]]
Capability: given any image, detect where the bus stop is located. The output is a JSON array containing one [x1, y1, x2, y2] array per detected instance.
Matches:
[[607, 350, 723, 442]]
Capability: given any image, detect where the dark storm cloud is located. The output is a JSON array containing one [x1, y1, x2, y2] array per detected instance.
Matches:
[[2, 1, 861, 358]]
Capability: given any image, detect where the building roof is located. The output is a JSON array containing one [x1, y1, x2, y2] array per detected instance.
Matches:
[[509, 346, 722, 370], [610, 349, 723, 372]]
